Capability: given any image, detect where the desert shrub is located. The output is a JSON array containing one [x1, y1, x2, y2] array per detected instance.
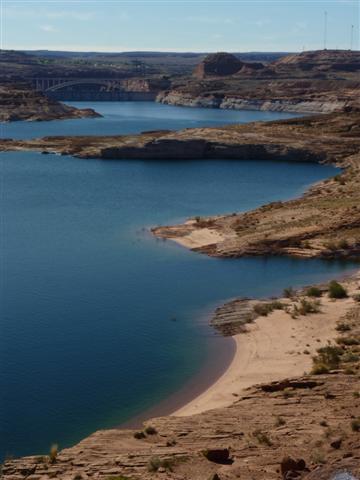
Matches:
[[325, 241, 338, 251], [306, 286, 322, 298], [283, 287, 295, 298], [350, 419, 360, 432], [336, 336, 360, 346], [353, 391, 360, 398], [338, 239, 349, 249], [148, 457, 161, 472], [253, 429, 272, 446], [344, 367, 356, 375], [144, 425, 157, 435], [311, 450, 326, 464], [342, 351, 359, 363], [311, 363, 330, 375], [49, 444, 58, 464], [328, 281, 348, 299], [147, 457, 174, 472], [353, 294, 360, 303], [274, 416, 286, 427], [253, 301, 284, 317], [133, 431, 146, 439], [336, 322, 351, 332], [311, 345, 343, 374], [294, 298, 321, 316], [106, 477, 132, 480]]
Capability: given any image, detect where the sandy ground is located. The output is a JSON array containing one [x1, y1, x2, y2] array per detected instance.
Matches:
[[171, 226, 224, 249], [174, 288, 357, 417]]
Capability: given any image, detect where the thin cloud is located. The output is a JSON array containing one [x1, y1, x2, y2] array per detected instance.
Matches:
[[252, 19, 271, 28], [186, 15, 234, 25], [40, 25, 59, 33]]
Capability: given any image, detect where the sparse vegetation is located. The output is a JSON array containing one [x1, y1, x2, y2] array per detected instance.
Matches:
[[253, 301, 284, 317], [283, 287, 296, 298], [328, 281, 348, 299], [336, 322, 351, 332], [253, 429, 273, 446], [144, 425, 157, 435], [336, 336, 360, 346], [106, 476, 132, 480], [148, 456, 174, 472], [350, 419, 360, 432], [306, 286, 322, 297], [49, 444, 58, 464], [274, 415, 286, 427], [342, 351, 359, 362], [311, 450, 326, 464], [311, 345, 343, 374], [292, 298, 321, 317]]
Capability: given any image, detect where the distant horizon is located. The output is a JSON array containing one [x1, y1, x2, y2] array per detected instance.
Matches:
[[8, 47, 360, 55]]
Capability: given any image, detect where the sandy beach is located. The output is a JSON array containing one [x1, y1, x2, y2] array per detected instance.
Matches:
[[174, 276, 359, 417]]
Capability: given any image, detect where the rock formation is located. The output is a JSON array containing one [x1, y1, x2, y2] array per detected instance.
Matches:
[[193, 52, 244, 79], [0, 81, 100, 122]]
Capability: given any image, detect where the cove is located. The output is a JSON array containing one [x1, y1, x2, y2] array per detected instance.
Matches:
[[0, 102, 355, 460]]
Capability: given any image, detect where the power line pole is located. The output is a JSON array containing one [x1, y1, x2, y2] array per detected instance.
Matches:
[[350, 24, 354, 50], [324, 11, 328, 50]]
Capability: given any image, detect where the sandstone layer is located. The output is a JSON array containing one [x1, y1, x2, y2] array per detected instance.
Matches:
[[0, 82, 100, 122]]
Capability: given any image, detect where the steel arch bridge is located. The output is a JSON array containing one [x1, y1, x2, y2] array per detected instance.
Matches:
[[32, 78, 124, 92]]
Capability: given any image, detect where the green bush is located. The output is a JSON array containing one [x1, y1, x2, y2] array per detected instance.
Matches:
[[253, 301, 284, 317], [295, 298, 321, 316], [306, 286, 322, 298], [328, 281, 348, 299], [311, 345, 343, 374]]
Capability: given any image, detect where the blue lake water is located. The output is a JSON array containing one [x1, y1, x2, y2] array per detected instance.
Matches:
[[0, 102, 356, 460], [0, 100, 299, 140]]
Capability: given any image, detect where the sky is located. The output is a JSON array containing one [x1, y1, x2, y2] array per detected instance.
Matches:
[[1, 0, 359, 53]]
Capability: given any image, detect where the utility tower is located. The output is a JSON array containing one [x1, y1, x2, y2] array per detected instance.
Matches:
[[324, 11, 328, 50]]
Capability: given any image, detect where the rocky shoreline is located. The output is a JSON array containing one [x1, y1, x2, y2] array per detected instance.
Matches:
[[156, 91, 347, 114]]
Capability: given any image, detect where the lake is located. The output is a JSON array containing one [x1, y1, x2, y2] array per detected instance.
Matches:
[[0, 102, 355, 459]]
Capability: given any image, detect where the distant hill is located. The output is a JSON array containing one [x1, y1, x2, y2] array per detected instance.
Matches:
[[272, 49, 360, 74]]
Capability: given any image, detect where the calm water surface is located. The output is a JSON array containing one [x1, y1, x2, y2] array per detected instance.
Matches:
[[1, 100, 299, 139], [0, 102, 355, 459]]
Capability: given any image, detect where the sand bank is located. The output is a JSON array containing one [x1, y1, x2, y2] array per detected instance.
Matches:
[[174, 280, 358, 417]]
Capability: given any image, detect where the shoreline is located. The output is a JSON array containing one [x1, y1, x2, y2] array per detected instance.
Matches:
[[173, 272, 359, 417], [120, 331, 236, 429]]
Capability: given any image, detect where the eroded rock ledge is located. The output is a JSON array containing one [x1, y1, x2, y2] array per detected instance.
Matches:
[[0, 82, 100, 122]]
